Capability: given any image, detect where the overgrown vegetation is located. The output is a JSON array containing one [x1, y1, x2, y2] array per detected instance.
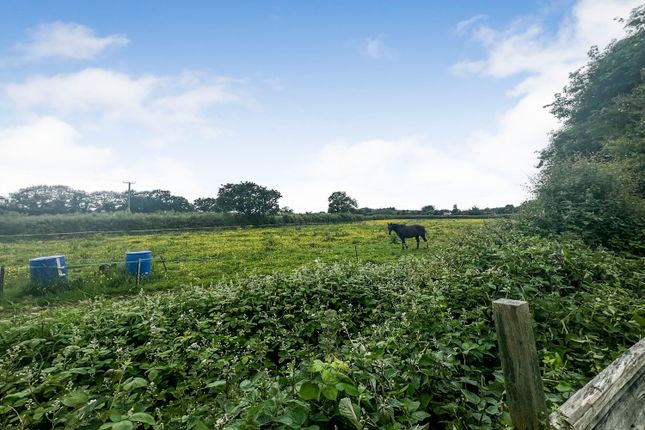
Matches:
[[0, 223, 642, 429], [523, 5, 645, 254]]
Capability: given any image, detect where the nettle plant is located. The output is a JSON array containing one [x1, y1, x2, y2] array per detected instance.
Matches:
[[0, 225, 643, 429]]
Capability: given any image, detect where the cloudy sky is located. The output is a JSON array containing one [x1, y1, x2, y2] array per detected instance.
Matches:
[[0, 0, 641, 211]]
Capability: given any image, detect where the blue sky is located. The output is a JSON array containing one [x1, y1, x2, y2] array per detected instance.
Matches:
[[0, 0, 640, 211]]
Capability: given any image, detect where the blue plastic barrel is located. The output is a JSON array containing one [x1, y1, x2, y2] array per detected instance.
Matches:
[[125, 251, 152, 278], [29, 255, 67, 284]]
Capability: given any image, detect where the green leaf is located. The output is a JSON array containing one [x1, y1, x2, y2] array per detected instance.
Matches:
[[5, 388, 31, 399], [130, 412, 155, 425], [338, 382, 359, 396], [321, 368, 338, 385], [462, 390, 481, 404], [402, 398, 420, 412], [299, 381, 320, 401], [338, 397, 362, 430], [194, 420, 209, 430], [411, 410, 430, 422], [274, 415, 295, 427], [61, 389, 89, 408], [122, 377, 147, 391], [112, 421, 134, 430], [32, 406, 45, 422], [206, 380, 227, 389], [310, 359, 325, 373], [147, 368, 160, 381], [556, 381, 573, 392], [321, 385, 338, 401], [274, 408, 307, 429], [485, 404, 500, 415], [632, 313, 645, 327], [110, 410, 123, 422]]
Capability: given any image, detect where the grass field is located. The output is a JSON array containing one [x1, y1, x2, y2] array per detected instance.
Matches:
[[0, 219, 483, 307]]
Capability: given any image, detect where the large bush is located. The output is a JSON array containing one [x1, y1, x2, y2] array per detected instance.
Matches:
[[525, 5, 645, 254]]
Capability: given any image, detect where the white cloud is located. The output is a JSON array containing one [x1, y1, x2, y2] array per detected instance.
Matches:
[[4, 68, 248, 143], [6, 69, 156, 114], [0, 117, 207, 199], [281, 137, 518, 212], [0, 117, 111, 192], [456, 14, 488, 33], [451, 0, 641, 199], [361, 36, 393, 60], [15, 22, 128, 61], [0, 67, 250, 199]]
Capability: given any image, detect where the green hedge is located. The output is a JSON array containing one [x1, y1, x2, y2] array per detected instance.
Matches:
[[0, 212, 496, 239]]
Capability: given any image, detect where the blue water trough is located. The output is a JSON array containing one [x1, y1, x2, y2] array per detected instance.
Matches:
[[29, 255, 67, 284], [125, 251, 152, 279]]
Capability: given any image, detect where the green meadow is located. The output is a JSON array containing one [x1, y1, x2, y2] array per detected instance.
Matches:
[[0, 219, 482, 307]]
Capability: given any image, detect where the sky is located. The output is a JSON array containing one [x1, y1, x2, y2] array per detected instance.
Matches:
[[0, 0, 641, 212]]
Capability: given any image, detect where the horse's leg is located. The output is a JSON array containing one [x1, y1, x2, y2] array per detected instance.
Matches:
[[401, 237, 406, 250], [416, 236, 420, 249], [423, 234, 429, 248]]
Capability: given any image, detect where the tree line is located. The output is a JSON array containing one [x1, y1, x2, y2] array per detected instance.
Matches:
[[0, 184, 515, 217]]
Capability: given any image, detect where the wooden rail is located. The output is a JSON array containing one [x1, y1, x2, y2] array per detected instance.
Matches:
[[549, 337, 645, 430], [493, 299, 645, 430]]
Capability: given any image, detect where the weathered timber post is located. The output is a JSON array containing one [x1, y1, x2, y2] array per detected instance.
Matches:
[[493, 299, 547, 429], [0, 265, 4, 297], [550, 336, 645, 429]]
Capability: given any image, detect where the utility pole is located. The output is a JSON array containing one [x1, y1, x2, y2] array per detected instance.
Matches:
[[123, 181, 135, 213]]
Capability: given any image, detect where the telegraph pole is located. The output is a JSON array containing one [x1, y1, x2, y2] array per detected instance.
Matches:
[[123, 181, 135, 213]]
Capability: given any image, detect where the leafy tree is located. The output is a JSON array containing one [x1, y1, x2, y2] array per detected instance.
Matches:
[[216, 182, 281, 218], [9, 185, 89, 215], [421, 205, 436, 214], [0, 196, 10, 213], [327, 191, 358, 213], [451, 204, 460, 215], [86, 191, 127, 212], [526, 5, 645, 253], [194, 197, 220, 212], [131, 189, 194, 213], [465, 206, 483, 216]]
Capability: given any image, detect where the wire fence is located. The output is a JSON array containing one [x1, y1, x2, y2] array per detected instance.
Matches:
[[0, 221, 344, 239], [0, 244, 371, 302]]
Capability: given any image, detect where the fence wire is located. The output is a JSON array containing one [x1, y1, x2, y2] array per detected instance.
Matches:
[[0, 220, 370, 239]]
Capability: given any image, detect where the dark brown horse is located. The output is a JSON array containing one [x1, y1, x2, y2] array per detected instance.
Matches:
[[387, 222, 428, 250]]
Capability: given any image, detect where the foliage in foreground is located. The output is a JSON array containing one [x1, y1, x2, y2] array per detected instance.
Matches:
[[0, 224, 643, 429]]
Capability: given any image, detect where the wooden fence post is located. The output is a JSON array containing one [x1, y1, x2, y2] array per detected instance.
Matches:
[[0, 266, 4, 297], [493, 299, 547, 429]]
